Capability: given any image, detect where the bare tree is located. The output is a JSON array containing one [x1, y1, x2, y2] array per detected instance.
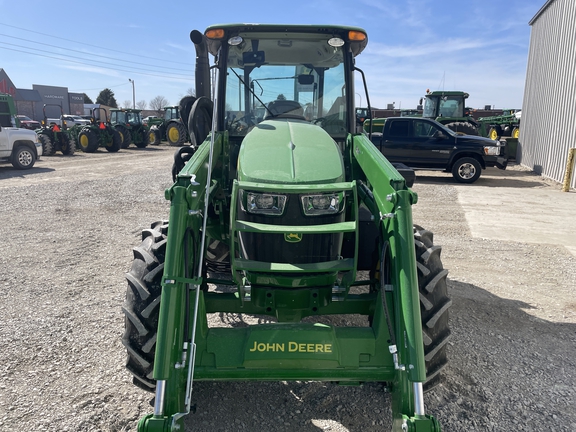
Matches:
[[150, 95, 169, 115], [122, 100, 132, 109], [186, 87, 195, 97], [136, 100, 147, 110]]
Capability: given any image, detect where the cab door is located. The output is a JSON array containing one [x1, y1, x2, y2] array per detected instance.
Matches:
[[407, 119, 454, 168]]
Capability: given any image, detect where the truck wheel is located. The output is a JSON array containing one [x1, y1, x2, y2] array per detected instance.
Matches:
[[122, 221, 168, 391], [78, 129, 99, 153], [414, 225, 451, 390], [106, 130, 122, 152], [451, 157, 481, 183], [61, 135, 76, 155], [11, 145, 36, 169], [445, 121, 478, 136], [38, 134, 55, 156], [116, 125, 132, 149], [166, 122, 187, 146]]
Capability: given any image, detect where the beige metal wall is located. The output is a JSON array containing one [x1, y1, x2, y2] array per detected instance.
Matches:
[[520, 0, 576, 188]]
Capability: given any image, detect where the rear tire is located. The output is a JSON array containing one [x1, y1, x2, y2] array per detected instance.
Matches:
[[38, 134, 55, 156], [166, 122, 187, 146], [445, 121, 478, 136], [451, 157, 481, 183], [511, 127, 520, 138], [78, 129, 99, 153], [414, 225, 451, 390], [122, 221, 168, 391]]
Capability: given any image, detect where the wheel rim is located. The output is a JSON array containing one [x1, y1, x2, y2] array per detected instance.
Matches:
[[79, 134, 89, 149], [512, 128, 519, 138], [458, 163, 476, 179], [168, 127, 179, 142], [19, 150, 33, 166], [489, 128, 498, 140]]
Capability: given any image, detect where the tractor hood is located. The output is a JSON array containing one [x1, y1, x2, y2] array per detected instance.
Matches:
[[237, 120, 344, 184]]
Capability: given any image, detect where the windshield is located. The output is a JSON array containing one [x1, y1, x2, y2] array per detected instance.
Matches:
[[128, 112, 142, 124], [424, 95, 464, 118], [224, 33, 348, 138]]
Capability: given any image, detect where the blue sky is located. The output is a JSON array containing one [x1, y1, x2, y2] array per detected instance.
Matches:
[[0, 0, 543, 111]]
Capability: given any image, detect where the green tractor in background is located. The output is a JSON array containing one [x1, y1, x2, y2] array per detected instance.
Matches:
[[110, 108, 155, 148], [420, 90, 479, 135], [477, 109, 521, 140], [148, 95, 211, 147], [36, 104, 76, 156], [70, 108, 122, 153], [123, 24, 450, 432]]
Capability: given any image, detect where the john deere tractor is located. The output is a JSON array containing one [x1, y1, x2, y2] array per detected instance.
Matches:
[[148, 98, 201, 147], [36, 104, 76, 156], [71, 108, 122, 153], [420, 90, 479, 135], [110, 108, 153, 148], [124, 24, 450, 432]]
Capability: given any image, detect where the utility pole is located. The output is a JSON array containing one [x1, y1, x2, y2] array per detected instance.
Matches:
[[128, 78, 135, 109]]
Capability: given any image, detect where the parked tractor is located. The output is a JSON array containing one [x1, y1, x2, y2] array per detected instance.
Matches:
[[110, 108, 153, 148], [37, 104, 76, 156], [148, 96, 203, 147], [123, 24, 450, 432], [420, 90, 479, 135], [70, 108, 122, 153]]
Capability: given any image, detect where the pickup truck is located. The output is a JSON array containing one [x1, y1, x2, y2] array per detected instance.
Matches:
[[47, 115, 90, 127], [0, 123, 43, 169], [369, 117, 507, 183]]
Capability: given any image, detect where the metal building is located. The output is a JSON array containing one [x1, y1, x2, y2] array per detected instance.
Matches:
[[519, 0, 576, 188]]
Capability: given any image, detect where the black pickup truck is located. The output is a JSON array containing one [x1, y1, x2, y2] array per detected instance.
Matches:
[[369, 117, 507, 183]]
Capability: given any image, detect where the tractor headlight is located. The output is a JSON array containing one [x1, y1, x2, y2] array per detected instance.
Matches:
[[301, 193, 344, 216], [242, 191, 287, 215], [484, 146, 500, 156]]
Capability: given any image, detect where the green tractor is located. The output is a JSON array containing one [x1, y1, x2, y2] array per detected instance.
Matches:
[[37, 104, 76, 156], [420, 90, 479, 135], [110, 108, 155, 148], [124, 24, 450, 432], [71, 108, 122, 153], [148, 95, 210, 147]]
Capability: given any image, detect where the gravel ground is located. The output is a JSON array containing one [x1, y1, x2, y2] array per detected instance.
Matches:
[[0, 146, 574, 431]]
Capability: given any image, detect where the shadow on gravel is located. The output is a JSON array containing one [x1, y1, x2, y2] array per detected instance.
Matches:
[[0, 166, 55, 179], [429, 279, 576, 430]]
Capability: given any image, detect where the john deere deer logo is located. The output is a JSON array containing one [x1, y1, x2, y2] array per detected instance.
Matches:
[[284, 233, 302, 243]]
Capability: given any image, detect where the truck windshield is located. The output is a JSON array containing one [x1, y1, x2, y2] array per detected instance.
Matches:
[[224, 33, 347, 138]]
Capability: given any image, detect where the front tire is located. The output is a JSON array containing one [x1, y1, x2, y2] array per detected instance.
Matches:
[[116, 125, 132, 149], [11, 145, 36, 169], [106, 130, 122, 152], [61, 134, 76, 155], [414, 225, 451, 389], [451, 157, 481, 183], [148, 128, 161, 145], [122, 221, 168, 391]]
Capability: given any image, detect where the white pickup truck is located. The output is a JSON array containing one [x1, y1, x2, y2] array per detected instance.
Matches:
[[0, 123, 43, 169], [47, 115, 90, 127]]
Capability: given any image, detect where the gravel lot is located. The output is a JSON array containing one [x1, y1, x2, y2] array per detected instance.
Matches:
[[1, 146, 574, 431]]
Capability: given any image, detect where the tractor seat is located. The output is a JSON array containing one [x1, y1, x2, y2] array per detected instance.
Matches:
[[264, 100, 305, 120]]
